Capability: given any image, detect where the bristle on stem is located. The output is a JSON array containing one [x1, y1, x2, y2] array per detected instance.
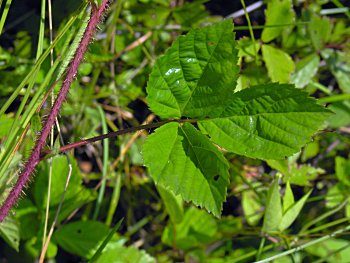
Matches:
[[0, 0, 110, 222]]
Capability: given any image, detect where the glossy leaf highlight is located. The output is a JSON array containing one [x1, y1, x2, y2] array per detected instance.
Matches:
[[199, 84, 332, 160], [146, 19, 239, 119]]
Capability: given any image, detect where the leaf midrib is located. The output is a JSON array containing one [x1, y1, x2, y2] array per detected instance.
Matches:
[[179, 126, 221, 212], [179, 29, 227, 114]]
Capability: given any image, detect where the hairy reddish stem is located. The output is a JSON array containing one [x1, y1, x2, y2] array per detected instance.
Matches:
[[0, 0, 110, 222]]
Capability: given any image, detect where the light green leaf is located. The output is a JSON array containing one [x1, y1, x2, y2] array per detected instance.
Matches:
[[54, 220, 111, 259], [199, 84, 331, 160], [0, 217, 20, 251], [0, 114, 13, 137], [335, 156, 350, 186], [162, 207, 217, 250], [262, 178, 283, 233], [146, 19, 239, 119], [291, 54, 320, 88], [301, 141, 320, 162], [325, 183, 345, 208], [286, 165, 324, 186], [283, 182, 295, 212], [305, 239, 350, 262], [262, 44, 295, 83], [157, 185, 184, 224], [262, 0, 295, 43], [242, 190, 263, 226], [95, 243, 156, 263], [279, 189, 311, 231], [143, 122, 229, 216]]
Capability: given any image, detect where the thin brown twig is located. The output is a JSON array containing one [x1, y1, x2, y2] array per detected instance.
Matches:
[[40, 118, 197, 160]]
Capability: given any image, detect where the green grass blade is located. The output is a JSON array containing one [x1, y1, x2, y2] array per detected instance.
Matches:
[[93, 106, 109, 220], [89, 218, 124, 263], [0, 0, 12, 35]]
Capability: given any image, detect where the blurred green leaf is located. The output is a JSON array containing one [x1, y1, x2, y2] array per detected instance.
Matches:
[[0, 217, 20, 251], [54, 220, 111, 259], [172, 0, 208, 26], [0, 115, 13, 138], [242, 190, 263, 226], [95, 242, 156, 263], [327, 102, 350, 128], [262, 0, 295, 43], [283, 182, 295, 212], [291, 54, 320, 88], [262, 178, 283, 233], [301, 141, 320, 162], [279, 189, 311, 231], [157, 185, 184, 224], [262, 44, 295, 83], [305, 239, 350, 262], [308, 14, 331, 50], [162, 207, 217, 250], [335, 156, 350, 186]]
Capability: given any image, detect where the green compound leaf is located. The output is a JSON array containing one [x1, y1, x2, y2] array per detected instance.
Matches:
[[262, 0, 295, 43], [199, 83, 332, 160], [143, 122, 229, 217], [146, 19, 239, 119]]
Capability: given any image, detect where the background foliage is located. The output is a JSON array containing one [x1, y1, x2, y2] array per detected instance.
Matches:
[[0, 0, 350, 262]]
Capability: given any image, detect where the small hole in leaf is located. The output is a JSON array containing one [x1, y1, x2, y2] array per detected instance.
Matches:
[[77, 229, 82, 234], [213, 175, 220, 181]]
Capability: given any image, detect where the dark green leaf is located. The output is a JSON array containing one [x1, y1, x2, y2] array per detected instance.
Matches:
[[0, 217, 20, 251], [54, 220, 111, 259]]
